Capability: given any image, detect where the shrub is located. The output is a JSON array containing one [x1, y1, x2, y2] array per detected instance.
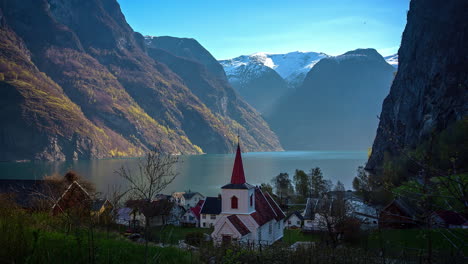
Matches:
[[185, 231, 204, 246]]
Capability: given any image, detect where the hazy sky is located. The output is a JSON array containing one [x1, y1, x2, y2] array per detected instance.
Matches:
[[118, 0, 410, 60]]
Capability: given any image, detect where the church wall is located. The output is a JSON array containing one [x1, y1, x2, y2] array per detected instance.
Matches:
[[221, 188, 255, 214]]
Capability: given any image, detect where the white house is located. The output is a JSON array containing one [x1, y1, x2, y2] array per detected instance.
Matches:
[[303, 193, 379, 231], [200, 196, 222, 228], [211, 143, 285, 245], [302, 198, 325, 231], [172, 191, 205, 209], [180, 199, 204, 227], [285, 211, 304, 228]]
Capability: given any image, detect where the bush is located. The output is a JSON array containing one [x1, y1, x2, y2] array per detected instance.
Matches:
[[185, 231, 204, 246]]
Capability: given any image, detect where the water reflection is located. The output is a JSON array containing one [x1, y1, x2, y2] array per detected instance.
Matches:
[[0, 151, 367, 196]]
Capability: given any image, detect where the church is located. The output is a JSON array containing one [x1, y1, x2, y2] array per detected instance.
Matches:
[[211, 143, 285, 245]]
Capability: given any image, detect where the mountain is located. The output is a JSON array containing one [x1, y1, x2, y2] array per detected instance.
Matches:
[[265, 48, 396, 151], [219, 51, 328, 112], [384, 54, 398, 68], [366, 0, 468, 172], [145, 36, 282, 152], [0, 0, 281, 161]]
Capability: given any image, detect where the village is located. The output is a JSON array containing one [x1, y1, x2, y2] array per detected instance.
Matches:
[[0, 143, 466, 264]]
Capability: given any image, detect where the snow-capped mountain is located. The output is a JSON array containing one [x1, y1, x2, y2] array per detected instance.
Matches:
[[384, 54, 398, 68], [220, 51, 329, 88]]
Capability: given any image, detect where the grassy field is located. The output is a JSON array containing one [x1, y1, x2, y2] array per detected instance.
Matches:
[[366, 228, 468, 256], [283, 229, 321, 245]]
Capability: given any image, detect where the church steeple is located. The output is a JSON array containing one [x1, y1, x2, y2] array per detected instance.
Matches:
[[230, 143, 246, 184]]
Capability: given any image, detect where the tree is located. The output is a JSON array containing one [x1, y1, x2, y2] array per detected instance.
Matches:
[[352, 166, 372, 202], [293, 169, 309, 199], [309, 167, 329, 198], [260, 183, 274, 196], [334, 181, 345, 192], [116, 147, 180, 264], [271, 173, 293, 204], [316, 192, 352, 247]]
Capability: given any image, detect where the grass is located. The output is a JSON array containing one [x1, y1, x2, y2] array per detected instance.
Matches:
[[366, 228, 468, 256], [283, 228, 320, 245], [151, 225, 213, 244]]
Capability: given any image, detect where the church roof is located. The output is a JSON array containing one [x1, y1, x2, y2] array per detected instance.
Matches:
[[227, 215, 250, 236], [250, 187, 285, 226], [222, 143, 254, 189]]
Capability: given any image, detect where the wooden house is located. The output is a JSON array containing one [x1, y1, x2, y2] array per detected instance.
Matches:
[[379, 198, 422, 229], [51, 181, 91, 215]]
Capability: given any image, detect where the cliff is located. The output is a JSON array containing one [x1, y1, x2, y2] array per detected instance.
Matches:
[[366, 0, 468, 171], [0, 0, 281, 161]]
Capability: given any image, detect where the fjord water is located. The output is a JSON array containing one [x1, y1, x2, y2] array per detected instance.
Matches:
[[0, 151, 367, 196]]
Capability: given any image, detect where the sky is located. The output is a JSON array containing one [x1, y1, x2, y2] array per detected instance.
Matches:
[[118, 0, 410, 60]]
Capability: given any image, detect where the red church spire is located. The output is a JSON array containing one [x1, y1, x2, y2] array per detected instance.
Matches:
[[230, 142, 246, 184]]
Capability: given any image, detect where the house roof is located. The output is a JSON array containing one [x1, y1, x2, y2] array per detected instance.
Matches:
[[91, 199, 111, 211], [52, 181, 91, 213], [183, 192, 203, 200], [433, 210, 466, 225], [384, 198, 422, 218], [0, 179, 46, 208], [227, 215, 250, 236], [189, 200, 204, 219], [200, 196, 221, 214], [303, 198, 319, 220], [264, 192, 286, 220], [222, 143, 253, 189], [286, 211, 304, 221], [250, 187, 285, 226]]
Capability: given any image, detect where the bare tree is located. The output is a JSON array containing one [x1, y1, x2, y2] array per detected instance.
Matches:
[[116, 147, 180, 263]]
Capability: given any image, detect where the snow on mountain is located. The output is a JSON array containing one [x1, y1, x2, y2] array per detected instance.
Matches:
[[384, 54, 398, 68], [220, 51, 329, 88]]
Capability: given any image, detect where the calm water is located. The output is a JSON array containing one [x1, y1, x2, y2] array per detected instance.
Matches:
[[0, 151, 367, 196]]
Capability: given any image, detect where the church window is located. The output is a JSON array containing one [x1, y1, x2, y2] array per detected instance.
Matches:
[[231, 196, 238, 209], [250, 194, 253, 207]]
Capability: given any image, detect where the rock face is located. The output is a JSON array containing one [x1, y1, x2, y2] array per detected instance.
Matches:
[[366, 0, 468, 171], [0, 0, 281, 161], [266, 49, 395, 151], [145, 36, 282, 153]]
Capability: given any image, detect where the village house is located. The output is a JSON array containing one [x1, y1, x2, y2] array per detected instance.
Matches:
[[52, 181, 92, 215], [302, 198, 326, 231], [379, 198, 422, 229], [431, 210, 467, 229], [200, 196, 222, 228], [303, 192, 379, 231], [285, 211, 303, 228], [211, 143, 285, 245], [181, 199, 204, 227], [172, 191, 205, 209], [91, 199, 113, 217]]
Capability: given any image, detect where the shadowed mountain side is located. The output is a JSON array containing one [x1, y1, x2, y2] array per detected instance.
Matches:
[[146, 39, 282, 152], [266, 49, 395, 151], [366, 0, 468, 171]]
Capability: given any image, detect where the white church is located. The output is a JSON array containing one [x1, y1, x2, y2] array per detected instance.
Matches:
[[211, 143, 285, 245]]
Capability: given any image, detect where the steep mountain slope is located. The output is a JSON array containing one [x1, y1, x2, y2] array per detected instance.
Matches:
[[145, 36, 282, 152], [366, 0, 468, 171], [266, 49, 395, 151], [0, 10, 137, 161], [219, 51, 328, 113], [0, 0, 281, 161]]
